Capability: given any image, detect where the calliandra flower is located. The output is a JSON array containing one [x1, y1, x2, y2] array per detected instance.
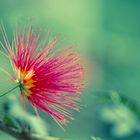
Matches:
[[0, 24, 84, 125]]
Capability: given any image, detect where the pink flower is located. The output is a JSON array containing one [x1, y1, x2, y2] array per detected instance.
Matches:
[[0, 25, 84, 125]]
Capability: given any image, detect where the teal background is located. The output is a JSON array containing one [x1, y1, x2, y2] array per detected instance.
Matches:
[[0, 0, 140, 140]]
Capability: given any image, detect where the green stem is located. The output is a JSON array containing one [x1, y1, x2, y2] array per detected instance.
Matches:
[[0, 85, 19, 98]]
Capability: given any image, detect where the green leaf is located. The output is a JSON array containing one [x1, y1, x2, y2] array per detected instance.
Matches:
[[3, 115, 18, 129], [91, 136, 102, 140]]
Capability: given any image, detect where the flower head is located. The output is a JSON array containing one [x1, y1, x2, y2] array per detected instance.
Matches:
[[0, 24, 84, 125]]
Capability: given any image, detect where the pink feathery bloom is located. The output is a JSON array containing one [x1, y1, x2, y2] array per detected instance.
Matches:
[[0, 24, 84, 125]]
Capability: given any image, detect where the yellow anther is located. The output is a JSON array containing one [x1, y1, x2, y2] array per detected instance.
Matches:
[[15, 68, 35, 96]]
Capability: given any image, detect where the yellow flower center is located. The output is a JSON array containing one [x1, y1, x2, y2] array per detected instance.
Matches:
[[15, 68, 35, 96]]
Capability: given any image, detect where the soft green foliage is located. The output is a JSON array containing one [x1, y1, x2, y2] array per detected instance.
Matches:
[[91, 136, 102, 140], [100, 104, 139, 137], [8, 95, 49, 137]]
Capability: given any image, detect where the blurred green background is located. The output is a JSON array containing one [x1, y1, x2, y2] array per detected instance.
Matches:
[[0, 0, 140, 140]]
